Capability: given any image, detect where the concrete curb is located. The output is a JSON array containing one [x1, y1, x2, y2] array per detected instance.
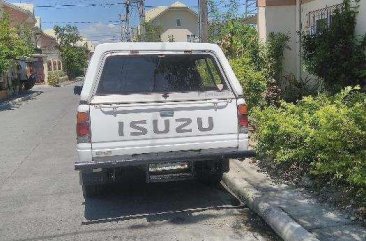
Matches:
[[0, 91, 42, 109], [223, 173, 320, 241]]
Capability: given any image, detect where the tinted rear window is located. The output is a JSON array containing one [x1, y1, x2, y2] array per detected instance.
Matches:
[[96, 54, 227, 95]]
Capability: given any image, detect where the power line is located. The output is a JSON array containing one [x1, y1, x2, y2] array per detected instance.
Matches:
[[244, 0, 257, 18], [34, 2, 194, 9], [36, 2, 124, 8], [42, 21, 119, 24]]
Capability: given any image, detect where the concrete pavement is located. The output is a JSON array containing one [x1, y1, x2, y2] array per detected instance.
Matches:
[[224, 159, 366, 241], [0, 84, 280, 241]]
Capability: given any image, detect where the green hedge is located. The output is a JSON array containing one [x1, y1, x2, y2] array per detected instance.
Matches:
[[252, 87, 366, 188], [230, 56, 267, 109]]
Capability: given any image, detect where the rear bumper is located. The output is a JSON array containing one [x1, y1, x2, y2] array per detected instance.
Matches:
[[74, 148, 256, 171]]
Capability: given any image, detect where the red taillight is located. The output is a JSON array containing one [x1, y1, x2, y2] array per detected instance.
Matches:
[[76, 112, 90, 142], [77, 122, 90, 136], [238, 115, 249, 127], [238, 104, 249, 128]]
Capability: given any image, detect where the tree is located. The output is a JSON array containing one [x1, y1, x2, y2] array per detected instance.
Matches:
[[301, 0, 366, 93], [212, 20, 261, 65], [137, 22, 162, 42], [0, 15, 34, 76], [54, 25, 88, 79], [54, 25, 82, 47]]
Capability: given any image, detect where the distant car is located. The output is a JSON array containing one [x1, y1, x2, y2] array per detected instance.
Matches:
[[75, 42, 254, 198]]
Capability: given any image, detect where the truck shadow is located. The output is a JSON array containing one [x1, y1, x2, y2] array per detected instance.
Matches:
[[83, 170, 242, 225]]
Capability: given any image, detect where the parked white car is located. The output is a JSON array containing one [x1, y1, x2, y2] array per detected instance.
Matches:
[[75, 42, 254, 197]]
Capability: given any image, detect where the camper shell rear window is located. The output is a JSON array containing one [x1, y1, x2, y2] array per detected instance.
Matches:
[[96, 54, 228, 95]]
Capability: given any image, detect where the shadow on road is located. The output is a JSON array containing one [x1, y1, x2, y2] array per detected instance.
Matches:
[[83, 169, 242, 225], [0, 90, 43, 111]]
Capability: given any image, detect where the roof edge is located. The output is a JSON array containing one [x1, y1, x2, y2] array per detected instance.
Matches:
[[146, 4, 197, 22], [2, 1, 37, 23]]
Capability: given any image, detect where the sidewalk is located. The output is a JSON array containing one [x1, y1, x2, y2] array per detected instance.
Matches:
[[223, 159, 366, 241]]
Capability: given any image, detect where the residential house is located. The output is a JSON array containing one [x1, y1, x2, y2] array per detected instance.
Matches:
[[144, 1, 198, 42], [36, 31, 64, 84], [2, 1, 36, 28], [257, 0, 366, 81], [0, 1, 38, 99], [12, 3, 64, 85]]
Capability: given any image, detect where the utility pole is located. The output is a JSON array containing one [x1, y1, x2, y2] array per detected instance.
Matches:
[[125, 0, 131, 42], [121, 0, 145, 42], [137, 0, 145, 41], [119, 14, 124, 41], [199, 0, 208, 42]]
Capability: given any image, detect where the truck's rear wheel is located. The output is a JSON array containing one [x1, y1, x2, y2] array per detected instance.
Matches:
[[196, 159, 228, 186], [198, 171, 223, 185]]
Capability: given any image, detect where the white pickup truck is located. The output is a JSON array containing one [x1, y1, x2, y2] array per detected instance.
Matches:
[[75, 42, 254, 197]]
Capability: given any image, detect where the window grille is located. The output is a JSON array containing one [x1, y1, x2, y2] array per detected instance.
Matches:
[[306, 3, 343, 34]]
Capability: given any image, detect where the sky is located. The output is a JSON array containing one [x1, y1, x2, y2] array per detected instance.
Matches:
[[7, 0, 250, 44]]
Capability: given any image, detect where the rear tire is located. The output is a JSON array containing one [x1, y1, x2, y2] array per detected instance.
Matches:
[[196, 159, 228, 186], [199, 171, 223, 185]]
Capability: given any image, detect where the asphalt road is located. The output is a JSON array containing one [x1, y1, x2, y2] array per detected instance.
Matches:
[[0, 84, 280, 241]]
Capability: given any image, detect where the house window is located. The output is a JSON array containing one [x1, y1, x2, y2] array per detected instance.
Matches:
[[176, 18, 181, 27], [187, 35, 196, 42], [58, 61, 62, 71], [306, 3, 343, 35], [47, 60, 52, 71], [168, 35, 175, 42]]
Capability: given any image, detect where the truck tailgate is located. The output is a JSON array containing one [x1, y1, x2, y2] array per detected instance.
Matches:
[[89, 99, 238, 157]]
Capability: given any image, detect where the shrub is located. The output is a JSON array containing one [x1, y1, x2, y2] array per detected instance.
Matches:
[[48, 71, 66, 87], [261, 32, 290, 81], [301, 0, 366, 93], [212, 20, 261, 65], [230, 56, 267, 109], [252, 87, 366, 188]]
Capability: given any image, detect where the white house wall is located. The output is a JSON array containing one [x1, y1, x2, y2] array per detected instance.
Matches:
[[355, 0, 366, 35], [152, 9, 198, 42], [258, 5, 298, 78]]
